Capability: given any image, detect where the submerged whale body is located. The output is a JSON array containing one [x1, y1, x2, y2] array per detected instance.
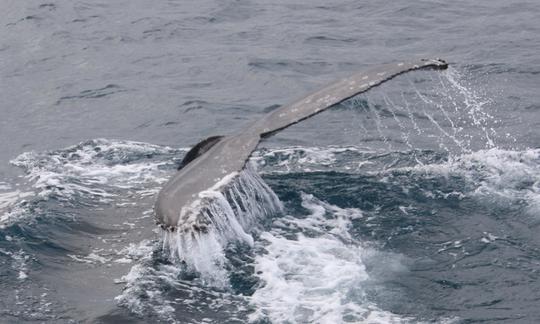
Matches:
[[155, 58, 448, 231]]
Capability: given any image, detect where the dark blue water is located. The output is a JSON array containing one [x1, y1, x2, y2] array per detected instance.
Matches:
[[1, 1, 539, 323]]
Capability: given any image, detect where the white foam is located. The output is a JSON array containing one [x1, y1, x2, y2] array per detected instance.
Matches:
[[115, 263, 173, 317], [115, 238, 252, 323], [0, 249, 30, 281], [10, 139, 182, 199], [400, 148, 540, 215], [67, 251, 111, 264], [114, 241, 161, 309], [5, 139, 181, 226], [114, 258, 132, 264], [0, 206, 27, 229], [252, 146, 369, 174], [0, 190, 33, 211], [253, 146, 439, 175], [117, 239, 155, 259], [255, 146, 539, 218], [249, 193, 409, 323], [114, 240, 199, 323]]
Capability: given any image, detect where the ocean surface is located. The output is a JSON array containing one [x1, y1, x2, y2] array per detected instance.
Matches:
[[1, 1, 540, 323]]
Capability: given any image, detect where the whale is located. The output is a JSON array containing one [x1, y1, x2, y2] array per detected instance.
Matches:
[[155, 58, 448, 231]]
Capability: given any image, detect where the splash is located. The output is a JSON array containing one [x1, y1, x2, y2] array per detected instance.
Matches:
[[441, 68, 496, 148], [403, 148, 540, 215], [4, 139, 181, 227], [114, 239, 251, 323], [161, 166, 283, 286], [249, 193, 411, 323], [430, 67, 497, 151], [341, 66, 499, 154], [10, 138, 180, 198]]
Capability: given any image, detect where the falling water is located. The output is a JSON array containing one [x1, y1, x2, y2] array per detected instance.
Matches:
[[346, 67, 499, 154], [160, 68, 500, 285], [161, 165, 282, 286]]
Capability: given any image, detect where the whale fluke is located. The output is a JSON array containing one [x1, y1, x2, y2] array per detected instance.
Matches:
[[248, 58, 448, 137], [156, 58, 448, 231], [178, 135, 224, 170]]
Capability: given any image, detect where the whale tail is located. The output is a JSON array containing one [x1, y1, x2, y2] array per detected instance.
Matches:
[[246, 58, 448, 138], [156, 58, 448, 230]]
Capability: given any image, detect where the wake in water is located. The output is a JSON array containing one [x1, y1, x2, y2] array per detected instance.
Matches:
[[121, 66, 537, 323], [3, 67, 537, 323], [249, 193, 411, 323], [0, 139, 184, 321]]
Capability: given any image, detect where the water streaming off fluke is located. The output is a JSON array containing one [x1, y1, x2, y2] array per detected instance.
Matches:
[[161, 166, 283, 285]]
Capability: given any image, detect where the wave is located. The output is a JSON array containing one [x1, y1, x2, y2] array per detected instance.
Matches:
[[3, 136, 536, 323], [393, 148, 540, 215], [255, 146, 540, 216], [3, 138, 183, 228]]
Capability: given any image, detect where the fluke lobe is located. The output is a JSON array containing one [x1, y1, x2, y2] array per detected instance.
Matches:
[[155, 58, 448, 231]]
